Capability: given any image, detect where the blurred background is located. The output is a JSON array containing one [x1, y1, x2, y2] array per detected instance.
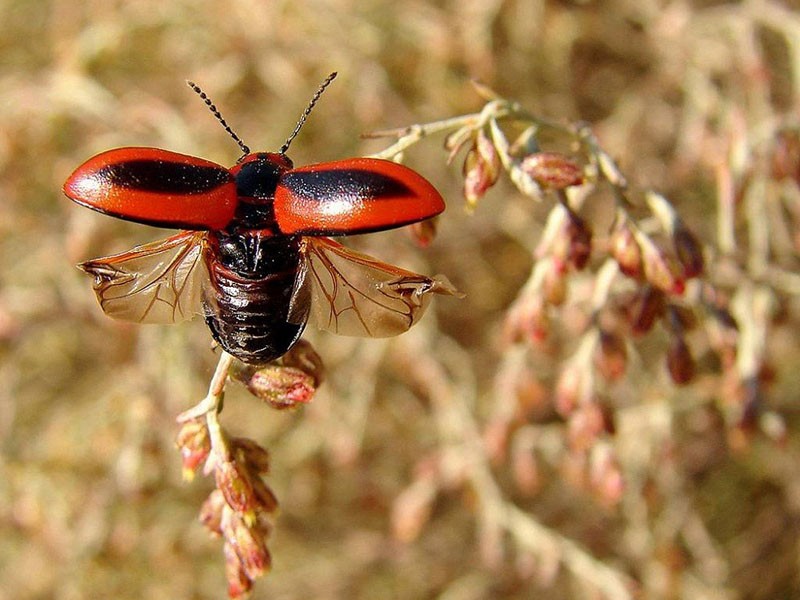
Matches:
[[3, 0, 800, 598]]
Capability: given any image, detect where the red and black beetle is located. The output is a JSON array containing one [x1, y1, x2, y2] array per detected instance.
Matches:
[[64, 73, 457, 364]]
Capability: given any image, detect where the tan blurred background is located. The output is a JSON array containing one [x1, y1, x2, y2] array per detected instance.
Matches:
[[3, 0, 800, 598]]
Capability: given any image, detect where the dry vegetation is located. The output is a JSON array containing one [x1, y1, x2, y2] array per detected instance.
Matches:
[[3, 0, 800, 598]]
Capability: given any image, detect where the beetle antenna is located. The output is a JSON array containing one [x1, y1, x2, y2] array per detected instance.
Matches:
[[279, 72, 338, 155], [186, 81, 251, 156]]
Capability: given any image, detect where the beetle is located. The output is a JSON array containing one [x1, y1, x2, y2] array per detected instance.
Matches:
[[64, 73, 457, 364]]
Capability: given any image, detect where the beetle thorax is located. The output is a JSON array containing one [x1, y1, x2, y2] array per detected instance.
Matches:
[[230, 152, 294, 230]]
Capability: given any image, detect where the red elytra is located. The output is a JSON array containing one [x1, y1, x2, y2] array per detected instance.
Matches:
[[64, 75, 457, 364], [64, 147, 238, 230], [64, 150, 444, 235]]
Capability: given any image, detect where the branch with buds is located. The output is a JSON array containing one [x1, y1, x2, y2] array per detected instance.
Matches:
[[176, 342, 323, 598]]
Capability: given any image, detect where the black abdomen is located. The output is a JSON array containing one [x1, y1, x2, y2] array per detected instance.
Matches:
[[202, 233, 309, 364]]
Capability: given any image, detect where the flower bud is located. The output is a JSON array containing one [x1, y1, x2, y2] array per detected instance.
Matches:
[[567, 402, 606, 452], [610, 216, 642, 278], [520, 152, 584, 190], [566, 212, 592, 270], [666, 335, 694, 385], [593, 330, 627, 382], [242, 365, 317, 409], [504, 292, 549, 345], [511, 442, 540, 495], [215, 458, 259, 519], [224, 511, 272, 580], [280, 339, 325, 387], [770, 128, 800, 182], [554, 365, 585, 417], [408, 217, 438, 248], [672, 223, 704, 279], [224, 541, 254, 600], [542, 258, 568, 306], [176, 420, 211, 480], [199, 489, 226, 536], [462, 129, 501, 208], [626, 285, 665, 336], [250, 476, 279, 514], [231, 437, 271, 475], [589, 445, 624, 506], [444, 125, 475, 163], [551, 208, 592, 270], [640, 235, 685, 295]]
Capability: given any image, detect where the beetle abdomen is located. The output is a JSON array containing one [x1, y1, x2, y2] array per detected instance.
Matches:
[[202, 234, 308, 364]]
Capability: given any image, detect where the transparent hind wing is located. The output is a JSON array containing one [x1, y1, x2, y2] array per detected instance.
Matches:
[[298, 236, 459, 337], [78, 231, 208, 324]]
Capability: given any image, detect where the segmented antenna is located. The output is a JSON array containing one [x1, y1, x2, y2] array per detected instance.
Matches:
[[279, 72, 338, 155], [186, 81, 251, 156]]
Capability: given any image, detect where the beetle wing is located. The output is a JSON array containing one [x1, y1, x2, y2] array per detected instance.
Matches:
[[64, 148, 237, 230], [79, 231, 208, 324], [275, 157, 445, 235], [294, 236, 459, 337]]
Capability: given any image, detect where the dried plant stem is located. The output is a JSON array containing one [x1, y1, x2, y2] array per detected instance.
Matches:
[[177, 351, 234, 424], [396, 332, 636, 599], [366, 99, 552, 161]]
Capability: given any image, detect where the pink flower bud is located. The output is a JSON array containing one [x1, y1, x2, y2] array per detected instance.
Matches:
[[542, 258, 568, 306], [558, 209, 592, 270], [280, 339, 325, 387], [199, 489, 226, 536], [224, 541, 254, 599], [242, 365, 317, 409], [567, 403, 606, 451], [610, 217, 642, 278], [504, 293, 549, 345], [462, 130, 501, 207], [520, 152, 584, 190], [640, 236, 685, 295], [554, 365, 585, 417], [176, 420, 211, 480], [225, 512, 272, 580]]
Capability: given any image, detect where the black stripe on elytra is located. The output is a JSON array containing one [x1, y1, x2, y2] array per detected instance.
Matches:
[[281, 169, 413, 202], [97, 160, 232, 194]]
